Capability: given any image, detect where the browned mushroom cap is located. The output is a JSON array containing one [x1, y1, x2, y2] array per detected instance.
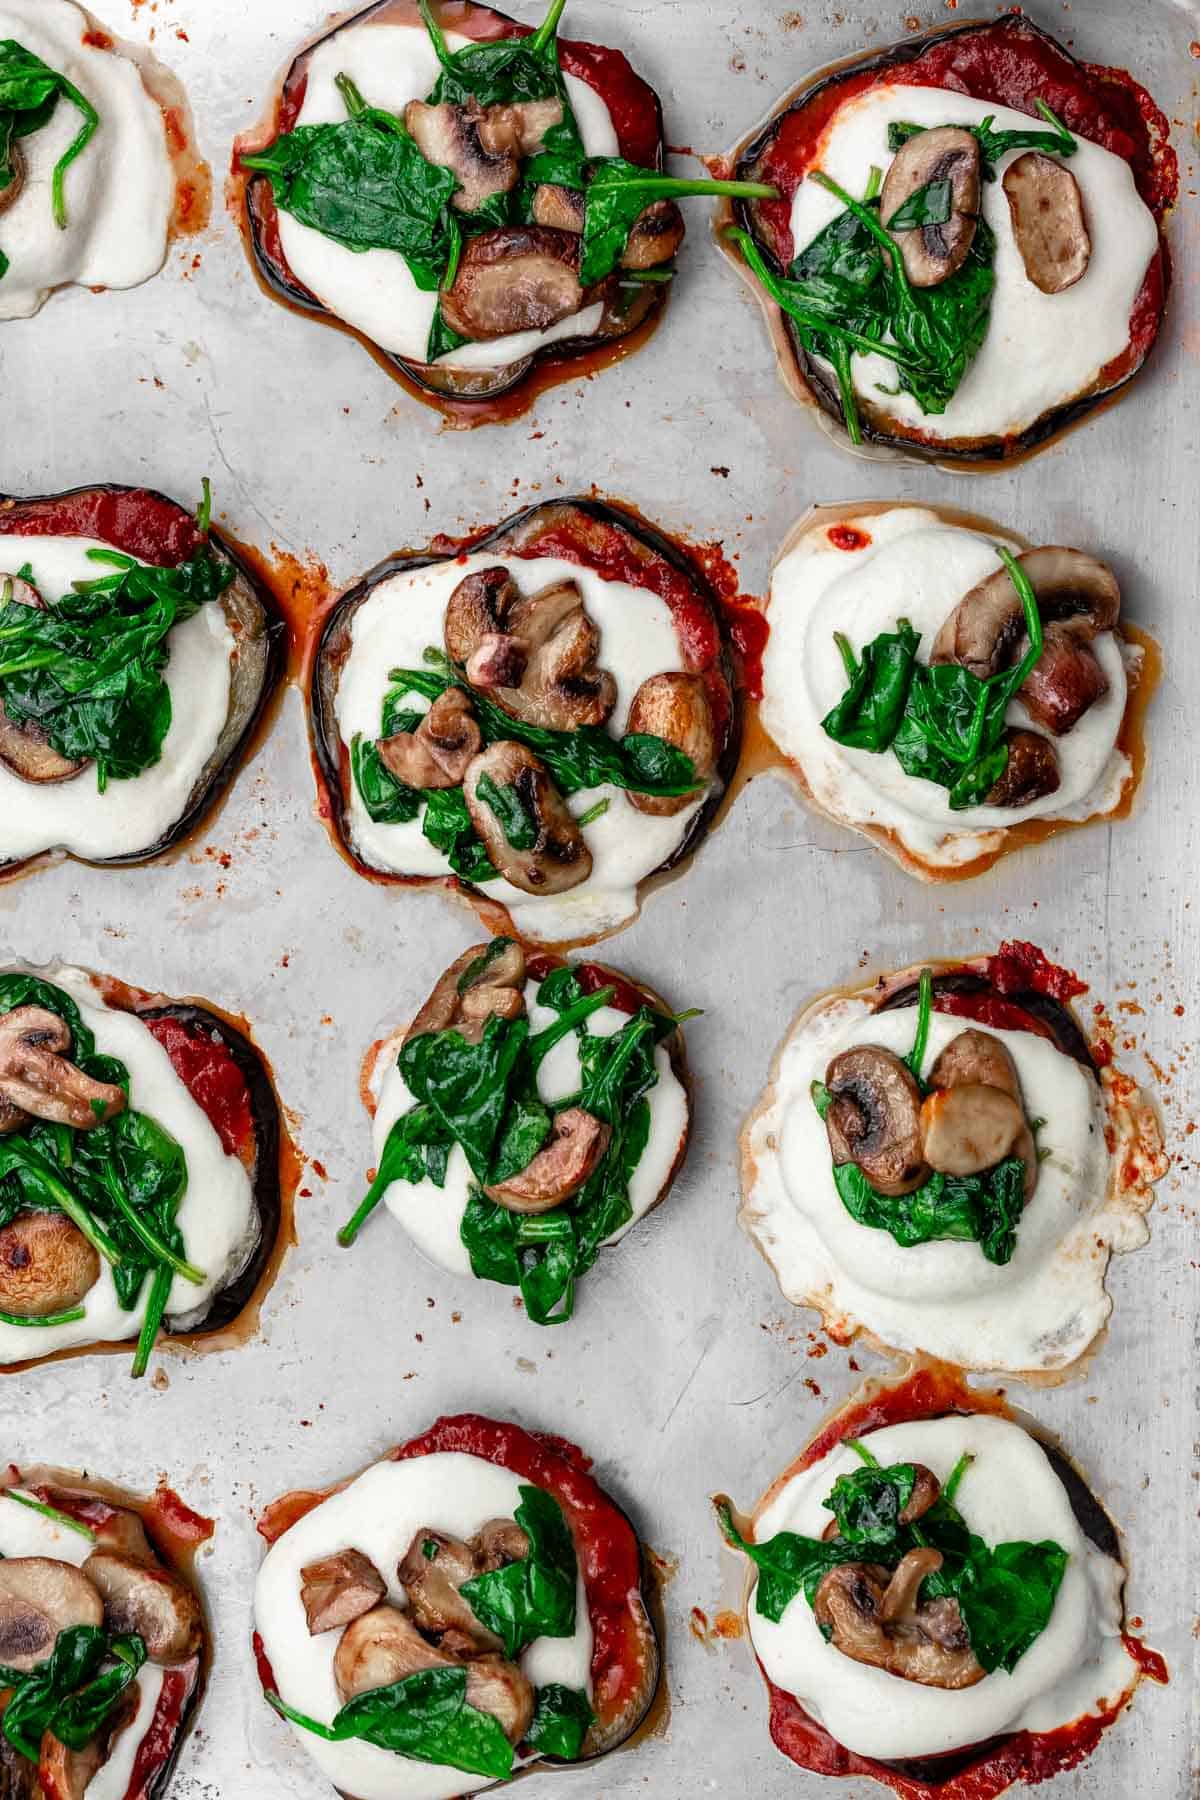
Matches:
[[477, 98, 564, 159], [898, 1465, 941, 1526], [812, 1555, 985, 1689], [0, 144, 24, 220], [472, 1518, 529, 1573], [82, 1551, 203, 1666], [0, 1560, 103, 1674], [625, 673, 715, 818], [0, 1212, 100, 1318], [406, 940, 526, 1051], [300, 1548, 387, 1637], [984, 729, 1061, 808], [1017, 627, 1109, 737], [0, 576, 88, 786], [824, 1046, 929, 1197], [1003, 152, 1091, 295], [881, 127, 981, 288], [0, 1008, 125, 1132], [531, 183, 585, 234], [377, 688, 482, 791], [464, 743, 592, 896], [440, 227, 592, 342], [397, 1531, 503, 1650], [920, 1084, 1027, 1178], [88, 1506, 154, 1563], [486, 1107, 610, 1214], [403, 100, 518, 216], [458, 576, 618, 734], [926, 1029, 1038, 1200], [333, 1605, 533, 1742], [620, 200, 685, 271]]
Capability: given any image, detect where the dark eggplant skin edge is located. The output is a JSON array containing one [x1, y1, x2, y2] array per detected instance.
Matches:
[[875, 969, 1097, 1077], [0, 482, 287, 875], [243, 0, 668, 404], [312, 496, 742, 910], [731, 13, 1169, 465]]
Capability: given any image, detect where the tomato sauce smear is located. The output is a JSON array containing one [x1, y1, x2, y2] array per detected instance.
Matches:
[[0, 487, 204, 567], [145, 1017, 255, 1161], [753, 1365, 1166, 1799]]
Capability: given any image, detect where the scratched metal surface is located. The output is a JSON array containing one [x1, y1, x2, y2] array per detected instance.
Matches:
[[0, 0, 1196, 1795]]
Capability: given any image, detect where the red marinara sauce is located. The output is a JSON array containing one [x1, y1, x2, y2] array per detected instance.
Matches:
[[525, 952, 651, 1020], [145, 1018, 255, 1161], [754, 1366, 1166, 1799], [0, 488, 203, 567], [121, 1662, 200, 1800], [827, 524, 872, 553]]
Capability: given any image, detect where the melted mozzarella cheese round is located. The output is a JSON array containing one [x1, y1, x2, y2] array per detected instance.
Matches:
[[372, 980, 688, 1277], [0, 1, 173, 321], [748, 1414, 1136, 1761], [256, 1453, 594, 1800], [742, 993, 1150, 1372], [0, 535, 235, 863], [0, 1494, 166, 1796], [0, 966, 257, 1363], [790, 84, 1159, 442], [336, 551, 704, 943], [763, 508, 1133, 870], [278, 22, 619, 368]]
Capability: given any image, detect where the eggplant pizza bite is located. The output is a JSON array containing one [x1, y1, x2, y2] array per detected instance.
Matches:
[[741, 947, 1166, 1376], [0, 1464, 210, 1799], [0, 963, 284, 1376], [759, 503, 1154, 881], [0, 1, 188, 320], [725, 14, 1176, 463], [345, 938, 691, 1324], [313, 498, 737, 944], [715, 1371, 1164, 1797], [254, 1414, 659, 1797], [238, 0, 767, 410], [0, 483, 283, 875]]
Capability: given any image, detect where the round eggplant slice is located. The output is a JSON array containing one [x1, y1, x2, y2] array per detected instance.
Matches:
[[0, 1464, 209, 1799], [237, 0, 670, 414], [726, 13, 1172, 465], [0, 485, 285, 876], [311, 497, 740, 939], [0, 968, 287, 1369]]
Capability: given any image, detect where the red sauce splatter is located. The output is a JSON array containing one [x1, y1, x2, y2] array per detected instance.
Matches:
[[727, 605, 769, 700], [161, 106, 188, 157], [1122, 1634, 1169, 1684], [122, 1663, 198, 1800], [828, 524, 872, 552], [145, 1019, 254, 1160], [0, 489, 202, 567], [81, 29, 113, 49], [252, 1628, 278, 1694], [144, 1483, 215, 1550], [988, 941, 1088, 1002]]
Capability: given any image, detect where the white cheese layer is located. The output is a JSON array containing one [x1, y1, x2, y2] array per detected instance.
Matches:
[[372, 978, 688, 1278], [763, 508, 1131, 869], [279, 23, 619, 368], [256, 1452, 594, 1800], [0, 0, 173, 320], [748, 1414, 1136, 1761], [0, 534, 235, 863], [742, 992, 1150, 1372], [335, 551, 705, 943], [0, 1492, 167, 1796], [0, 965, 257, 1363], [790, 84, 1159, 442]]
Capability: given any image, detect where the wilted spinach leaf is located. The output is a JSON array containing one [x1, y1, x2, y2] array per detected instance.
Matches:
[[460, 1484, 578, 1658]]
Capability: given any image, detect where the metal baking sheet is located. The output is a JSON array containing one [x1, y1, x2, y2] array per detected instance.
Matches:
[[1, 0, 1197, 1795]]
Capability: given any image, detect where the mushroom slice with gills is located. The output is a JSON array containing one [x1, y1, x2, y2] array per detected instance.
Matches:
[[0, 1008, 125, 1132], [0, 577, 88, 786], [406, 940, 526, 1049], [0, 142, 25, 221], [300, 1549, 386, 1637], [984, 729, 1061, 808], [485, 1107, 610, 1214], [823, 1046, 929, 1197], [880, 127, 981, 288], [333, 1605, 534, 1743], [620, 200, 685, 272], [465, 578, 618, 734], [1003, 151, 1091, 295], [530, 183, 584, 234], [625, 673, 716, 818], [82, 1551, 202, 1666], [402, 100, 518, 217], [377, 688, 482, 791], [0, 1212, 100, 1319], [931, 547, 1119, 736], [812, 1555, 984, 1690], [397, 1531, 502, 1650], [920, 1083, 1027, 1178], [0, 1560, 103, 1674], [440, 227, 594, 343], [464, 743, 592, 896]]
